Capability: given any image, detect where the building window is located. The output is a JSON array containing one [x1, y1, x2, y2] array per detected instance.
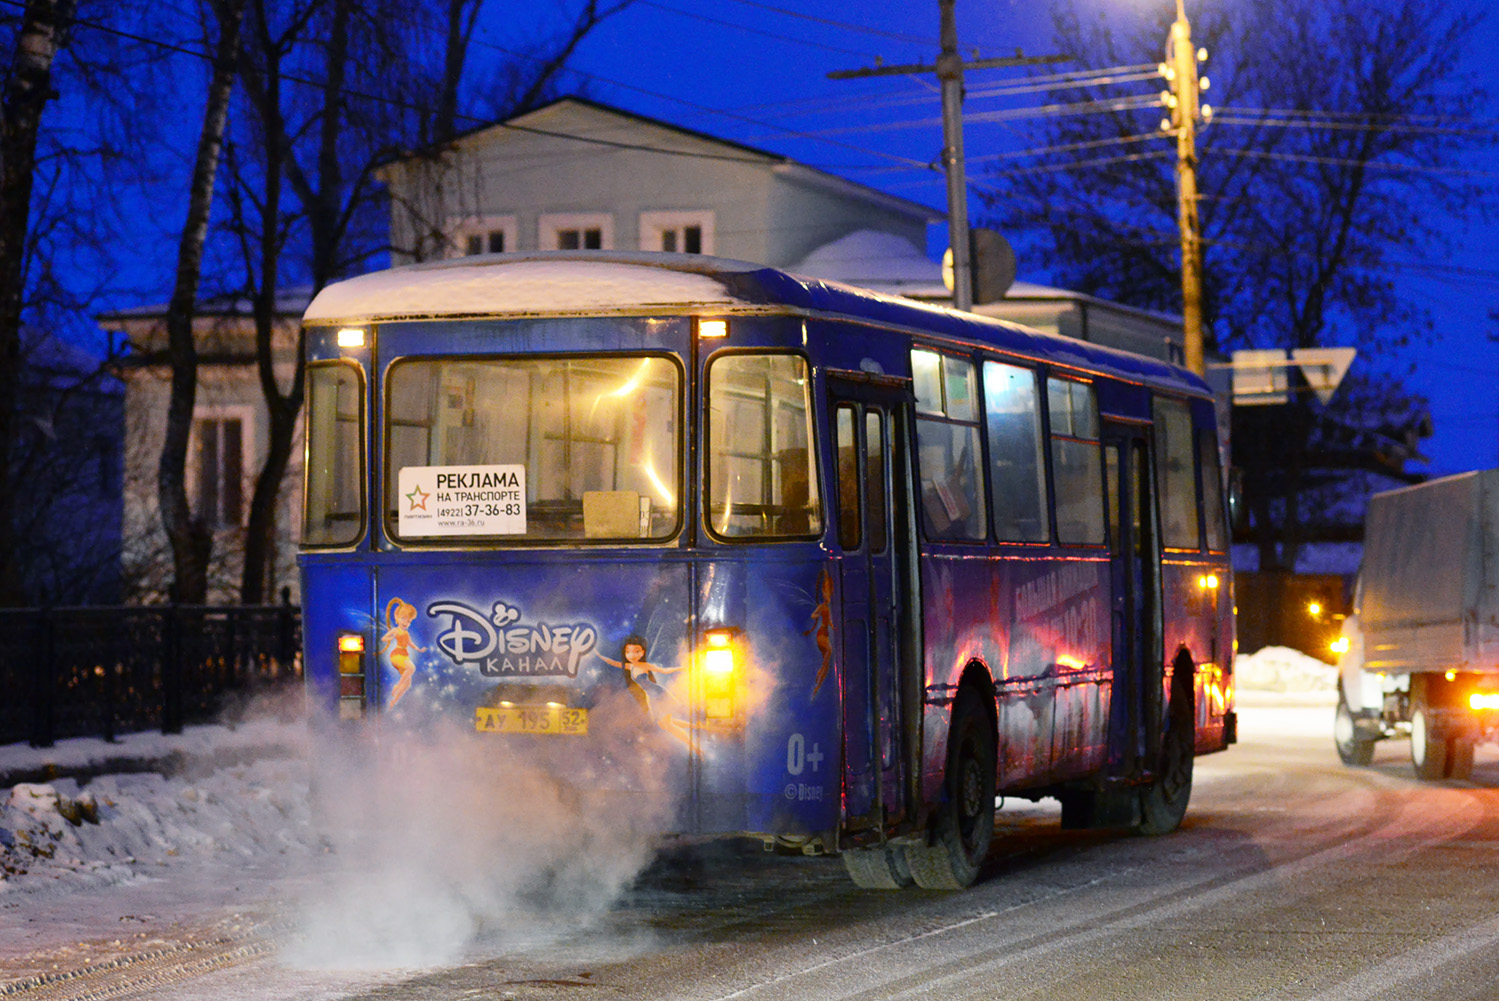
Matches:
[[540, 212, 613, 251], [640, 210, 715, 255], [449, 215, 517, 258], [192, 411, 251, 527]]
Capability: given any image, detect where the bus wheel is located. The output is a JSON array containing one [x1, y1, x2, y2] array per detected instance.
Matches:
[[1334, 685, 1376, 766], [1138, 672, 1193, 836], [907, 687, 995, 889], [842, 845, 914, 890]]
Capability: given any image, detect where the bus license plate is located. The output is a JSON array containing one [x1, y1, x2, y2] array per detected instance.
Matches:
[[475, 705, 588, 736]]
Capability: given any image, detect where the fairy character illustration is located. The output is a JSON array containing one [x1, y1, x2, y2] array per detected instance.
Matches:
[[600, 634, 693, 748], [380, 597, 426, 707], [806, 568, 834, 698]]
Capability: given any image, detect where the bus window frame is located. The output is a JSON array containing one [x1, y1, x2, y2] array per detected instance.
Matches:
[[379, 349, 688, 548], [302, 358, 367, 550], [1150, 394, 1203, 553], [910, 345, 989, 545], [979, 357, 1050, 546], [1043, 372, 1108, 549], [702, 347, 824, 544]]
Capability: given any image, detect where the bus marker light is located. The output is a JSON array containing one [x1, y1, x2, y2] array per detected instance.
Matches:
[[336, 632, 366, 717], [1470, 693, 1499, 711], [702, 629, 738, 719], [1446, 670, 1457, 681], [698, 319, 728, 339], [336, 327, 366, 348]]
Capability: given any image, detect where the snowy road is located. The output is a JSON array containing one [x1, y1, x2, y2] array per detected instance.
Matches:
[[6, 688, 1499, 1000]]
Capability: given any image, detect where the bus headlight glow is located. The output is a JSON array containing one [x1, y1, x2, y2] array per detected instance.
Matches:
[[1470, 693, 1499, 711], [1330, 636, 1350, 656]]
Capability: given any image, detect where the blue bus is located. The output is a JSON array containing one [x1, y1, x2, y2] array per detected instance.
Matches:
[[299, 253, 1235, 889]]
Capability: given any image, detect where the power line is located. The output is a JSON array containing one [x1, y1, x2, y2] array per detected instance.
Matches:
[[1207, 146, 1499, 179], [632, 0, 878, 60], [1208, 113, 1496, 138], [717, 0, 939, 47], [987, 149, 1171, 178], [790, 94, 1168, 138]]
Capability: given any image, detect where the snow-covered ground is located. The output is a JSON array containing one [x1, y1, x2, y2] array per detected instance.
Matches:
[[1, 651, 1338, 993]]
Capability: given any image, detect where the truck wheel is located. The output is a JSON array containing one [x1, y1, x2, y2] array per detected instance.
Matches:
[[906, 686, 995, 889], [1447, 737, 1475, 781], [1410, 702, 1448, 781], [842, 844, 914, 889], [1334, 687, 1376, 766]]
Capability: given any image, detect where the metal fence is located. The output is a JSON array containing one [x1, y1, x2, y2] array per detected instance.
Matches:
[[0, 604, 301, 747]]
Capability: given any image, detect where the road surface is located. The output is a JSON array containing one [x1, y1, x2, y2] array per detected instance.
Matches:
[[6, 693, 1499, 1001]]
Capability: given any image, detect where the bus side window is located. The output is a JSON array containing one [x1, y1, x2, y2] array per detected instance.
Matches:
[[1047, 377, 1105, 545], [983, 360, 1048, 542], [1199, 426, 1228, 551], [865, 410, 887, 553], [835, 405, 861, 550], [1152, 397, 1200, 549], [912, 349, 986, 542], [706, 353, 822, 539]]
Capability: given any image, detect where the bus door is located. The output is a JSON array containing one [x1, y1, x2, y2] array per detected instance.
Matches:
[[1102, 421, 1163, 779], [828, 372, 918, 832]]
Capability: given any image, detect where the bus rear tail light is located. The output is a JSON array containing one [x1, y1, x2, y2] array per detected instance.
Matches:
[[702, 628, 739, 720], [337, 633, 366, 719]]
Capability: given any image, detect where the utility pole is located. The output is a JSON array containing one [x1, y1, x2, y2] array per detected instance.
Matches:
[[828, 4, 1059, 313], [1161, 0, 1211, 375], [937, 0, 972, 311]]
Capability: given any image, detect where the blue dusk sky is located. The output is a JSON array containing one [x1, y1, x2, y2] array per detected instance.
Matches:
[[515, 0, 1499, 478]]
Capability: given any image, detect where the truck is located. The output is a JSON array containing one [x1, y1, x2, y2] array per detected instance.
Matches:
[[1335, 469, 1499, 780]]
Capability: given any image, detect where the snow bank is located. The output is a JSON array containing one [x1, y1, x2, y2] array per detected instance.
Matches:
[[0, 755, 314, 896], [2, 704, 680, 972], [1235, 646, 1338, 693]]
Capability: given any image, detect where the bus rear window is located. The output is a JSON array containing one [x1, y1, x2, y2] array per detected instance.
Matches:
[[303, 361, 364, 547], [706, 353, 821, 539], [385, 355, 681, 543]]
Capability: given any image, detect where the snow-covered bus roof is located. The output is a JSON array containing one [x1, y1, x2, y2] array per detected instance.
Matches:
[[304, 252, 1210, 397]]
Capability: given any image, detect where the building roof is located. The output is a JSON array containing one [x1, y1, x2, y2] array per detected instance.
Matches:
[[385, 95, 942, 226]]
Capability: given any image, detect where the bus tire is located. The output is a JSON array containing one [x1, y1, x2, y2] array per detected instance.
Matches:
[[1334, 686, 1376, 767], [1138, 663, 1194, 836], [842, 845, 914, 889], [907, 686, 995, 889]]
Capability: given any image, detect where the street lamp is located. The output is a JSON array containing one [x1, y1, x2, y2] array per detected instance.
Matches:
[[1159, 0, 1211, 376]]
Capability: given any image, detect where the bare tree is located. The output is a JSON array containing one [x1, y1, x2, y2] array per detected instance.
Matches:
[[0, 0, 77, 605], [228, 0, 636, 602], [157, 0, 247, 603], [982, 0, 1492, 570]]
